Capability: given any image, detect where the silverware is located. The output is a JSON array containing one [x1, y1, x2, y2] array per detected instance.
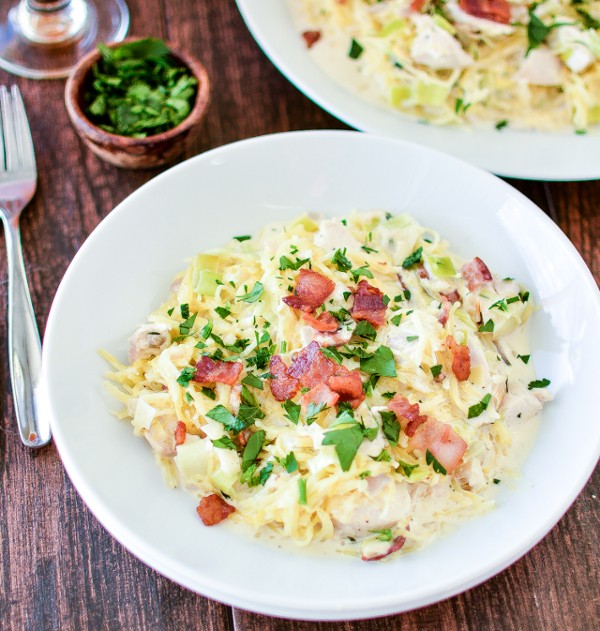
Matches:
[[0, 85, 50, 448]]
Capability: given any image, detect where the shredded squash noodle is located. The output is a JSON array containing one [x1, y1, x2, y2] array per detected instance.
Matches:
[[292, 0, 600, 131], [104, 211, 551, 561]]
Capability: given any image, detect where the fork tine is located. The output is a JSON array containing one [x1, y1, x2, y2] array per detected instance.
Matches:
[[11, 85, 35, 172], [0, 85, 17, 172]]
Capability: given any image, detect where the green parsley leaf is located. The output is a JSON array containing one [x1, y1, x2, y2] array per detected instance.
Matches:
[[361, 245, 378, 254], [353, 320, 377, 341], [519, 291, 530, 303], [238, 282, 264, 303], [320, 346, 344, 364], [215, 306, 231, 319], [517, 354, 531, 364], [350, 265, 374, 282], [322, 422, 364, 472], [528, 378, 550, 390], [342, 290, 352, 301], [391, 314, 403, 326], [184, 392, 193, 403], [426, 449, 447, 475], [397, 461, 419, 477], [360, 345, 397, 377], [233, 235, 251, 242], [179, 313, 197, 336], [241, 430, 266, 472], [406, 335, 419, 342], [576, 7, 600, 29], [381, 391, 396, 400], [402, 247, 423, 269], [370, 528, 393, 542], [207, 404, 253, 434], [167, 307, 174, 316], [495, 119, 509, 131], [242, 373, 264, 390], [330, 307, 352, 323], [201, 387, 216, 400], [199, 320, 213, 339], [478, 319, 495, 333], [332, 248, 352, 272], [372, 449, 392, 462], [348, 38, 364, 59], [176, 366, 196, 387], [279, 255, 309, 271], [283, 399, 301, 424], [490, 299, 508, 312], [180, 303, 190, 319], [259, 462, 274, 485], [298, 478, 308, 505], [359, 470, 371, 479], [380, 410, 400, 445], [281, 451, 298, 473], [212, 436, 237, 450], [430, 364, 443, 378], [526, 12, 566, 54], [468, 393, 492, 418]]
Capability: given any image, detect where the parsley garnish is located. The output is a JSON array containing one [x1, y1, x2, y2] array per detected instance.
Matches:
[[397, 461, 419, 477], [348, 38, 364, 59], [176, 366, 196, 387], [426, 450, 447, 475], [283, 399, 301, 424], [372, 449, 392, 462], [212, 436, 236, 450], [360, 345, 397, 377], [85, 38, 198, 137], [528, 378, 550, 390], [402, 248, 423, 269], [332, 248, 352, 272], [233, 235, 251, 242], [241, 430, 266, 472], [167, 307, 174, 316], [431, 364, 442, 378], [361, 245, 378, 254], [353, 321, 377, 341], [406, 335, 419, 342], [242, 373, 264, 390], [215, 306, 231, 319], [490, 299, 508, 312], [495, 120, 508, 131], [468, 393, 492, 418], [238, 282, 264, 303], [279, 255, 309, 271], [180, 303, 190, 319], [320, 346, 344, 364], [280, 451, 298, 473], [179, 313, 197, 336], [526, 11, 567, 55], [350, 265, 374, 282], [201, 386, 216, 400], [298, 478, 308, 505], [391, 314, 403, 326], [380, 410, 400, 445], [206, 404, 256, 435], [478, 319, 495, 333], [322, 411, 366, 472], [517, 354, 531, 364], [199, 320, 213, 339], [370, 528, 393, 542]]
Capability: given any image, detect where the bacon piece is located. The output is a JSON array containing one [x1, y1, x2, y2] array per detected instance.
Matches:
[[302, 311, 338, 332], [388, 394, 428, 437], [461, 257, 493, 291], [302, 30, 321, 48], [438, 296, 452, 326], [362, 535, 407, 562], [196, 494, 236, 526], [416, 263, 429, 280], [351, 280, 388, 327], [446, 335, 471, 381], [237, 428, 253, 448], [328, 369, 365, 409], [459, 0, 511, 24], [283, 269, 335, 313], [174, 421, 187, 446], [443, 289, 460, 303], [301, 382, 339, 411], [410, 0, 427, 11], [269, 355, 299, 402], [288, 341, 336, 389], [411, 419, 467, 473], [193, 356, 243, 386]]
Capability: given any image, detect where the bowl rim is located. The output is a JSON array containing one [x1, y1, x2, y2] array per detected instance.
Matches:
[[64, 37, 211, 146]]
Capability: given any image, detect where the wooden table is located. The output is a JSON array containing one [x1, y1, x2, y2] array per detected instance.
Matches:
[[0, 1, 598, 629]]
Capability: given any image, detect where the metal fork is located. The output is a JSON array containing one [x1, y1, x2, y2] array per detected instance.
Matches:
[[0, 85, 50, 448]]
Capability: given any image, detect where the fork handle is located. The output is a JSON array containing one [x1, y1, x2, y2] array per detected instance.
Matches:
[[2, 214, 50, 447]]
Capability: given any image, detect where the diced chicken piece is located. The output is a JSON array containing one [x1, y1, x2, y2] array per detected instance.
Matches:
[[548, 26, 596, 73], [313, 218, 360, 254], [128, 323, 171, 363], [516, 48, 562, 86], [196, 494, 236, 526], [500, 381, 551, 423], [410, 16, 473, 70], [411, 419, 468, 473], [144, 415, 178, 457], [329, 478, 411, 538]]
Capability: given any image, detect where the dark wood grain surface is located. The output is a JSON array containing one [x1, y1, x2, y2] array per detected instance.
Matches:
[[0, 1, 597, 629]]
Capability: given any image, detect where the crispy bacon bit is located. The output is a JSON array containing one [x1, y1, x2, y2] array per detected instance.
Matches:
[[283, 269, 335, 313], [459, 0, 511, 24], [443, 289, 460, 303], [302, 311, 338, 332], [301, 382, 339, 410], [388, 394, 428, 436], [362, 535, 407, 562], [416, 263, 429, 280], [302, 30, 321, 48], [439, 296, 452, 326], [237, 428, 253, 448], [410, 0, 427, 11], [328, 369, 365, 409], [193, 356, 243, 386], [174, 421, 187, 446], [196, 494, 236, 526], [351, 280, 388, 327], [446, 335, 471, 381], [411, 419, 467, 473], [288, 341, 336, 388], [269, 355, 299, 401], [461, 257, 493, 291]]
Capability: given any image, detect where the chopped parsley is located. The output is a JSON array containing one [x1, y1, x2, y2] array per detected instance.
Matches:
[[180, 303, 190, 319], [320, 346, 344, 364], [348, 38, 364, 59], [353, 320, 377, 341], [397, 461, 419, 478], [478, 319, 495, 333], [167, 307, 174, 316], [380, 410, 400, 445], [179, 313, 197, 336], [495, 119, 509, 131], [238, 281, 264, 303], [199, 320, 213, 339], [361, 245, 378, 254], [370, 528, 393, 542], [212, 436, 236, 450], [406, 335, 419, 342], [360, 345, 397, 377], [468, 393, 492, 419], [390, 314, 403, 326], [528, 378, 550, 390], [350, 265, 374, 282], [298, 478, 307, 505], [279, 255, 309, 271], [517, 354, 531, 365], [233, 235, 251, 242], [402, 247, 423, 269], [430, 364, 443, 379], [241, 430, 266, 472], [214, 306, 231, 319], [372, 449, 392, 462], [332, 248, 352, 272], [280, 451, 298, 473], [322, 411, 368, 472], [283, 399, 301, 424], [490, 299, 508, 312], [176, 366, 196, 387], [426, 450, 447, 475], [201, 386, 216, 400], [206, 404, 255, 435], [242, 373, 264, 390]]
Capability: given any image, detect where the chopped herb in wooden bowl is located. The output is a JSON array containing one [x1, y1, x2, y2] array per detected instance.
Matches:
[[84, 38, 198, 138]]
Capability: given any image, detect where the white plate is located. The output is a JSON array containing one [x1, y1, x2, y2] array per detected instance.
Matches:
[[42, 131, 600, 620], [235, 0, 600, 181]]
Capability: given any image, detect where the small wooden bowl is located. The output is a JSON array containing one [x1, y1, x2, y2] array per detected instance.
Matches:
[[65, 38, 210, 169]]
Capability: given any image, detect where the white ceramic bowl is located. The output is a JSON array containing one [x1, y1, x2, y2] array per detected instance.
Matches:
[[42, 131, 600, 620], [236, 0, 600, 181]]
